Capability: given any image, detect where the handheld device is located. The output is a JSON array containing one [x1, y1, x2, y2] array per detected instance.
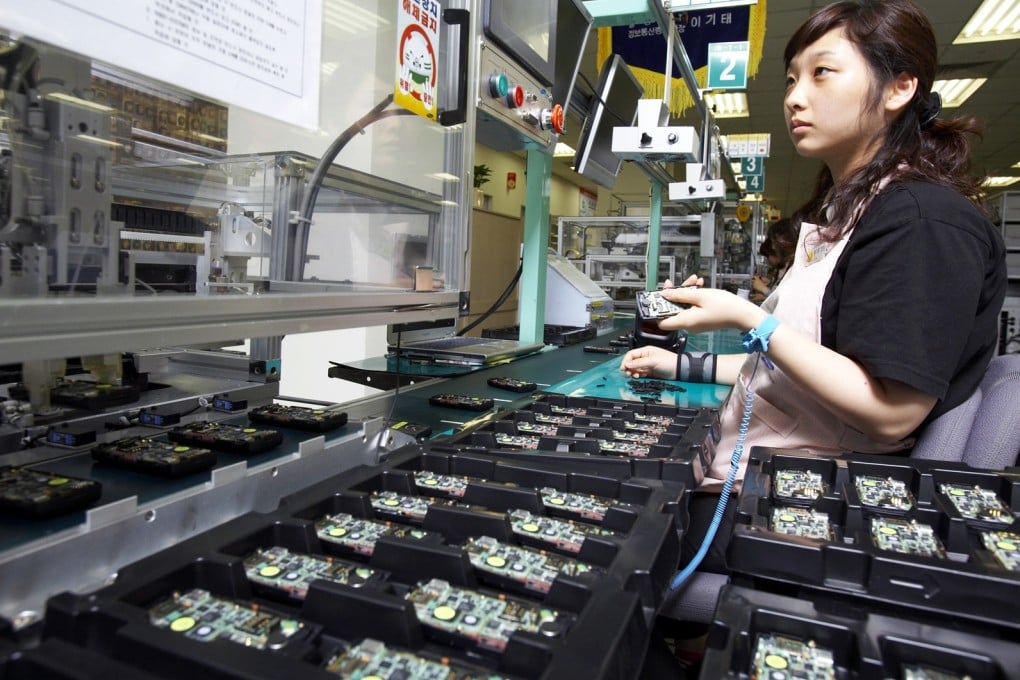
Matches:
[[636, 289, 688, 320]]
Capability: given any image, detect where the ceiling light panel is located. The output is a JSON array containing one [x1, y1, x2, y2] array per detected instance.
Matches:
[[704, 91, 749, 118], [954, 0, 1020, 44], [932, 78, 987, 107]]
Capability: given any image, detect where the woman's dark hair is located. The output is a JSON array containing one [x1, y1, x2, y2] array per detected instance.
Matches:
[[760, 217, 799, 280], [784, 0, 986, 235], [760, 217, 799, 261]]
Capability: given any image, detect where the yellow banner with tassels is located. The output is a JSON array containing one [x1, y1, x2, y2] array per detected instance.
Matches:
[[597, 1, 766, 117]]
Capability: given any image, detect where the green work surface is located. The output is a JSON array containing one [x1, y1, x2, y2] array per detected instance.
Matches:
[[545, 354, 730, 408]]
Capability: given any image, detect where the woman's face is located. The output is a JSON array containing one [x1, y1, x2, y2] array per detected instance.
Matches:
[[784, 28, 891, 182]]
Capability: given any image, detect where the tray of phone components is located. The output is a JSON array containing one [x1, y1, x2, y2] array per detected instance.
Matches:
[[38, 445, 683, 680], [435, 393, 716, 487], [724, 448, 1020, 633], [700, 584, 1020, 680]]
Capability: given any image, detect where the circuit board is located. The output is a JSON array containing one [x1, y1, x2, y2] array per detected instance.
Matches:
[[406, 578, 571, 653], [413, 470, 474, 498], [167, 420, 282, 455], [607, 429, 658, 446], [508, 508, 617, 554], [325, 638, 508, 679], [515, 421, 560, 436], [91, 436, 216, 477], [0, 465, 102, 518], [539, 487, 632, 523], [248, 403, 348, 432], [50, 380, 140, 410], [869, 516, 946, 558], [315, 512, 435, 556], [243, 546, 383, 599], [596, 439, 651, 458], [632, 412, 675, 426], [773, 469, 827, 501], [370, 491, 446, 524], [463, 535, 601, 595], [533, 412, 575, 426], [939, 483, 1014, 524], [620, 419, 668, 436], [981, 530, 1020, 571], [549, 404, 590, 417], [771, 506, 834, 541], [494, 433, 543, 449], [854, 475, 914, 510], [751, 633, 835, 680], [148, 588, 308, 650]]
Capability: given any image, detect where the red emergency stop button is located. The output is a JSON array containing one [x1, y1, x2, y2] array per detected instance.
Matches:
[[506, 84, 524, 109]]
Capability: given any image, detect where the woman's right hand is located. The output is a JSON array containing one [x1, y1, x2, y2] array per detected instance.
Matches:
[[620, 345, 678, 379]]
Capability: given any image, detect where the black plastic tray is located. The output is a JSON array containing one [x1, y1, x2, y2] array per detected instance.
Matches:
[[38, 445, 684, 680], [726, 448, 1020, 633], [700, 584, 1020, 679], [436, 394, 716, 487]]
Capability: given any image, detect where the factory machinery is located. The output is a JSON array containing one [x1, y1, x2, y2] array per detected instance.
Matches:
[[2, 18, 1020, 680]]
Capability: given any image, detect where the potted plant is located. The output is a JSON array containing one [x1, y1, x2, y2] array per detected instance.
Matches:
[[473, 164, 493, 189], [473, 164, 492, 208]]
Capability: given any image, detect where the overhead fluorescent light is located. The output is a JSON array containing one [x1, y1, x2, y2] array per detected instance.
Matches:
[[553, 142, 576, 157], [1011, 161, 1020, 168], [427, 172, 461, 182], [953, 0, 1020, 44], [704, 91, 749, 118], [983, 176, 1020, 187], [932, 78, 987, 107]]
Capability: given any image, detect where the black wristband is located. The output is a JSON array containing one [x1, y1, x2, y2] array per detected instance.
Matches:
[[676, 351, 717, 383]]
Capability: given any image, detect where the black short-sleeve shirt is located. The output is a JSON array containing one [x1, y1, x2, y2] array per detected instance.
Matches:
[[820, 180, 1006, 428]]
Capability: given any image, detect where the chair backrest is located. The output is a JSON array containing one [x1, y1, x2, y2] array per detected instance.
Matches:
[[911, 354, 1020, 469]]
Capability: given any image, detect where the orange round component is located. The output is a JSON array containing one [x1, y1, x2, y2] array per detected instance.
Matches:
[[549, 104, 565, 134]]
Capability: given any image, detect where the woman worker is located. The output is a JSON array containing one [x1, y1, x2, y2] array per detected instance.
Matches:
[[621, 0, 1006, 571]]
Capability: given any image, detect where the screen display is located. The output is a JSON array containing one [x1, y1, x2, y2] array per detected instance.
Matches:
[[574, 55, 644, 189], [553, 0, 594, 120], [497, 3, 549, 62], [483, 1, 557, 85]]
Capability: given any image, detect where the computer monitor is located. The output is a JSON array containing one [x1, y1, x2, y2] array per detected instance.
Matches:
[[573, 54, 644, 189], [552, 0, 594, 125]]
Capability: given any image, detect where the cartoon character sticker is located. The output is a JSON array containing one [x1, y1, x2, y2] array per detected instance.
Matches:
[[395, 16, 439, 121]]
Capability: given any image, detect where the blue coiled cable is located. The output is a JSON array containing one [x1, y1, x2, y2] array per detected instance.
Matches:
[[669, 355, 761, 590]]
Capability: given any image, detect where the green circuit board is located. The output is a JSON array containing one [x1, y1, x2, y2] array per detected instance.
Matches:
[[406, 578, 571, 653], [464, 535, 601, 595]]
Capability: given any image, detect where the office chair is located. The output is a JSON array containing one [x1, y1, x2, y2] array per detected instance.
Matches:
[[910, 353, 1020, 469], [659, 353, 1020, 625]]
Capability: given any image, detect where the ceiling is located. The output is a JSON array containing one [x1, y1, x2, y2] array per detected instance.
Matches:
[[553, 0, 1020, 217]]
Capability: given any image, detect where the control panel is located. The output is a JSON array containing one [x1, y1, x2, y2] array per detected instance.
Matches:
[[476, 41, 560, 150]]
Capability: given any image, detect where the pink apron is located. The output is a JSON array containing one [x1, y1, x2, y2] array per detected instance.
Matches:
[[699, 222, 911, 492]]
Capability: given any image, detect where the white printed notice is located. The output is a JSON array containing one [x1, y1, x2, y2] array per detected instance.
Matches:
[[4, 0, 322, 129]]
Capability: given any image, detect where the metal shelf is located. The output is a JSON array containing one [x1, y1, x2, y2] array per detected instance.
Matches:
[[0, 289, 461, 363]]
